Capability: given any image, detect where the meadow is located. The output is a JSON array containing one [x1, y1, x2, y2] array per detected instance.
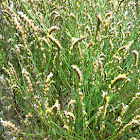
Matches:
[[0, 0, 140, 139]]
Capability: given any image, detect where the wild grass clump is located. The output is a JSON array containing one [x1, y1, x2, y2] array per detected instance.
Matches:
[[0, 0, 139, 139]]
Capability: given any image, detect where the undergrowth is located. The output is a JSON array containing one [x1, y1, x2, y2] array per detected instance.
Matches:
[[0, 0, 140, 139]]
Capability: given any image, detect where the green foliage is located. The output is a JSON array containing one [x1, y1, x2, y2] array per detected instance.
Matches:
[[0, 0, 139, 139]]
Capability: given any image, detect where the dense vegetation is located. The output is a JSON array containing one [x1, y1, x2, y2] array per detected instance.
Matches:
[[0, 0, 139, 139]]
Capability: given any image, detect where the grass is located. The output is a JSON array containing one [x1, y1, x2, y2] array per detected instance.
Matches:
[[0, 0, 140, 139]]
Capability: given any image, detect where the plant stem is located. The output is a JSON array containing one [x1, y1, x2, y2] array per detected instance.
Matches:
[[0, 4, 8, 63]]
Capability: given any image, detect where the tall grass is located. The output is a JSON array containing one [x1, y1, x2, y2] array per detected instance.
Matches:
[[0, 0, 139, 139]]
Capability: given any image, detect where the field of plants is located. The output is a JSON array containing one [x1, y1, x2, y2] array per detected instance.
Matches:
[[0, 0, 140, 139]]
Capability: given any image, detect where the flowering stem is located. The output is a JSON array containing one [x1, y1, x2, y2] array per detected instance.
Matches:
[[0, 4, 8, 63]]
